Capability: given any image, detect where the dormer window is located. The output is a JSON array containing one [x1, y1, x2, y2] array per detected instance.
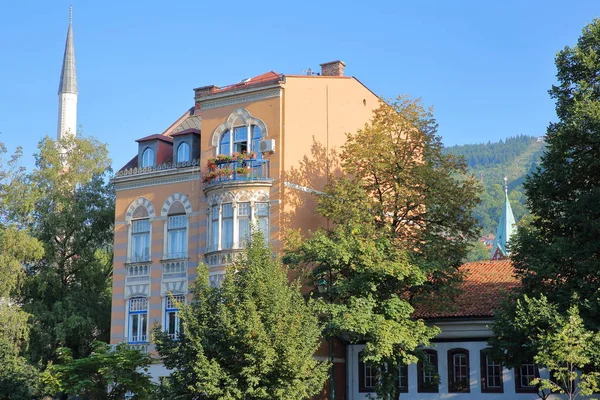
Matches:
[[141, 147, 155, 168], [177, 142, 190, 163]]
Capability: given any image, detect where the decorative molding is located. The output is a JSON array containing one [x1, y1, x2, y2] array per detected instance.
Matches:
[[202, 88, 281, 111], [207, 188, 270, 206], [125, 283, 150, 298], [284, 181, 325, 196], [125, 197, 155, 221], [161, 280, 187, 295], [211, 108, 269, 148], [116, 159, 199, 177], [161, 193, 193, 216], [115, 172, 200, 192]]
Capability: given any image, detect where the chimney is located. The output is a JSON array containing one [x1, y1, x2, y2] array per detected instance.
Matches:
[[320, 60, 345, 77], [193, 85, 217, 111]]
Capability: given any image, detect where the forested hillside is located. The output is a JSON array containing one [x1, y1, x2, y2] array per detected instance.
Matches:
[[444, 135, 545, 239]]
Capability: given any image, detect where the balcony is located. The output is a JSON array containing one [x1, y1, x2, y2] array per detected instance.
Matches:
[[203, 159, 271, 188]]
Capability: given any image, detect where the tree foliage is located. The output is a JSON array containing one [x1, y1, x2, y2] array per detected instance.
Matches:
[[284, 97, 480, 398], [490, 296, 600, 400], [154, 231, 328, 400], [510, 18, 600, 327], [46, 341, 155, 400]]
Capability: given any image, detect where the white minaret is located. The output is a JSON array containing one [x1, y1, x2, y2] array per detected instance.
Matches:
[[57, 6, 78, 140]]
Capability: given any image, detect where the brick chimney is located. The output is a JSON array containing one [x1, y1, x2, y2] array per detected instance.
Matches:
[[320, 60, 345, 76], [193, 85, 217, 111]]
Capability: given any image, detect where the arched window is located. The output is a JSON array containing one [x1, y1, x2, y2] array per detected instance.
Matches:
[[166, 201, 187, 259], [177, 142, 190, 163], [141, 147, 155, 168], [417, 350, 439, 393], [448, 348, 470, 393], [219, 130, 230, 155], [131, 206, 150, 262]]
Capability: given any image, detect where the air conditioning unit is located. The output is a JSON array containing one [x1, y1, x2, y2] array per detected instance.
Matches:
[[259, 139, 276, 154]]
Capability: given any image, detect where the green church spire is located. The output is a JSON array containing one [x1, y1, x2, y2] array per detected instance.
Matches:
[[491, 177, 516, 260]]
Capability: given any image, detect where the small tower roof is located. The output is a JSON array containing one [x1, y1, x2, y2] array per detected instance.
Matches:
[[58, 6, 77, 95], [491, 177, 516, 259]]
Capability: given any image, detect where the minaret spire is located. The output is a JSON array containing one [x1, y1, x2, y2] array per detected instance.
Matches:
[[57, 5, 78, 140], [491, 176, 516, 260]]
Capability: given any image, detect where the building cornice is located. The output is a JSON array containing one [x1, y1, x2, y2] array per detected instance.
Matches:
[[200, 86, 282, 110], [113, 167, 200, 191]]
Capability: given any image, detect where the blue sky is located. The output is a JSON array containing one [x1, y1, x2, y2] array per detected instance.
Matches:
[[0, 0, 598, 170]]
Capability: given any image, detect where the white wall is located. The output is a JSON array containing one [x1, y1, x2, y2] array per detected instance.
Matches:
[[347, 341, 594, 400]]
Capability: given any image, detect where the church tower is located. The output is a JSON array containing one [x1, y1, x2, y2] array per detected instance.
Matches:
[[491, 177, 516, 260], [57, 6, 78, 140]]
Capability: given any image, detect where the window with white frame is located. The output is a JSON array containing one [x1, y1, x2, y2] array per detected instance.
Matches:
[[166, 202, 187, 259], [417, 350, 439, 393], [131, 206, 150, 262], [515, 362, 538, 393], [165, 294, 184, 339], [218, 125, 263, 156], [358, 351, 376, 393], [238, 202, 250, 247], [210, 205, 219, 251], [448, 348, 470, 392], [481, 349, 503, 393], [208, 201, 269, 252], [398, 363, 408, 393], [256, 202, 269, 241], [221, 203, 233, 249], [177, 142, 190, 163], [128, 297, 148, 343], [141, 147, 155, 168]]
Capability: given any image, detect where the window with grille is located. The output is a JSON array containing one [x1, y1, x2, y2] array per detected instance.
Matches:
[[448, 349, 470, 392], [418, 350, 438, 393], [398, 363, 408, 393], [165, 295, 184, 340], [358, 351, 377, 393], [481, 349, 503, 393], [128, 297, 148, 343], [515, 362, 538, 393], [131, 218, 150, 262], [167, 210, 187, 259]]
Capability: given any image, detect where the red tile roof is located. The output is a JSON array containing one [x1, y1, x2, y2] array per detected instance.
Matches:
[[211, 71, 283, 94], [413, 260, 519, 319], [136, 134, 173, 143], [170, 128, 200, 137]]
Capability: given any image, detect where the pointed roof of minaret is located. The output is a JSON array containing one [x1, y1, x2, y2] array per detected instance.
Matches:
[[58, 6, 77, 95], [491, 177, 516, 260]]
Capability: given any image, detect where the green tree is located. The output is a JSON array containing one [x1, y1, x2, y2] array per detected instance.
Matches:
[[45, 341, 155, 400], [154, 231, 329, 400], [464, 240, 490, 262], [533, 305, 600, 400], [2, 135, 115, 363], [490, 296, 600, 400], [284, 97, 480, 399], [510, 18, 600, 327]]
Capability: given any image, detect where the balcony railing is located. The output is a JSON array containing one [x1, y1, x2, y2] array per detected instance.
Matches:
[[203, 159, 270, 185], [116, 159, 200, 177]]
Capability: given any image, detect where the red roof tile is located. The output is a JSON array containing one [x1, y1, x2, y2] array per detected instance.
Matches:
[[136, 134, 173, 143], [413, 260, 519, 319], [170, 128, 200, 137], [211, 71, 283, 94]]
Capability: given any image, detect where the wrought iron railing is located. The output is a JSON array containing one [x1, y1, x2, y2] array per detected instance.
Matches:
[[116, 159, 200, 177], [203, 159, 270, 185]]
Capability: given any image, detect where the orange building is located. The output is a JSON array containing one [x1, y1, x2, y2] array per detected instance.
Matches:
[[110, 61, 379, 395]]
